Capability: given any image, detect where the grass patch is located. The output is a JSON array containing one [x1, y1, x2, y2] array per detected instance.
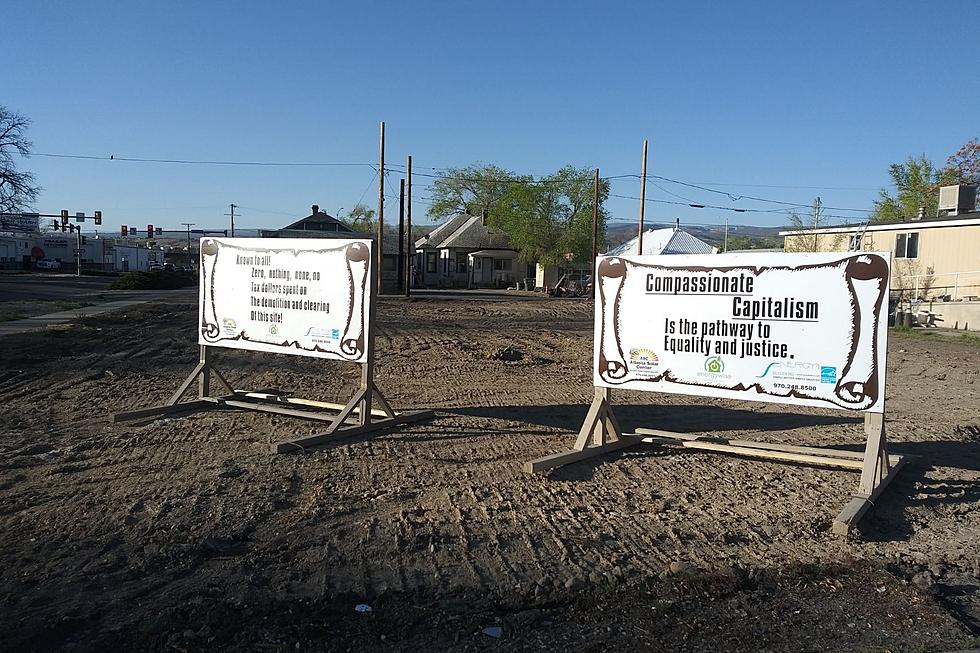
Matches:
[[109, 270, 197, 290], [891, 325, 980, 347]]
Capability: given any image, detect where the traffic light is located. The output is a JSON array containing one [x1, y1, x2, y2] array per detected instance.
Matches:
[[61, 209, 69, 226], [121, 225, 128, 236], [51, 220, 59, 231], [94, 210, 102, 225], [147, 224, 154, 238]]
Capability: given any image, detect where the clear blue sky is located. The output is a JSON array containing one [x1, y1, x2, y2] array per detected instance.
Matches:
[[5, 1, 978, 232]]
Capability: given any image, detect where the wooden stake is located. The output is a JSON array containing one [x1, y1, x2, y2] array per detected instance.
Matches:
[[637, 139, 648, 253], [405, 155, 412, 298], [591, 168, 600, 286], [377, 121, 385, 294]]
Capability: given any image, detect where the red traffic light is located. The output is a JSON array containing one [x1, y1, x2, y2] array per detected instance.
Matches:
[[147, 224, 154, 238], [121, 225, 128, 236]]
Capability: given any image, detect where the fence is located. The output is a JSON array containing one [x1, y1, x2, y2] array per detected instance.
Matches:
[[897, 269, 980, 302]]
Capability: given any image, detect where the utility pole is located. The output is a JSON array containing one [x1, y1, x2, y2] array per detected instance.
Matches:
[[225, 204, 237, 237], [377, 121, 385, 294], [75, 225, 81, 277], [591, 168, 600, 286], [181, 222, 195, 268], [724, 216, 729, 252], [637, 139, 648, 254], [398, 178, 405, 293], [405, 154, 412, 298], [813, 196, 821, 252]]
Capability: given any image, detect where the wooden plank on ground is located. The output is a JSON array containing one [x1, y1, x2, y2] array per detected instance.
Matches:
[[271, 409, 435, 454], [524, 437, 640, 473]]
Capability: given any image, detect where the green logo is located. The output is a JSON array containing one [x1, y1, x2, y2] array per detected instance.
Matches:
[[269, 324, 278, 336], [704, 356, 725, 373]]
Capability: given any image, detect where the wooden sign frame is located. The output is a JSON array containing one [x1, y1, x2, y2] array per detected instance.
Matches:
[[526, 252, 906, 535], [524, 388, 904, 535], [114, 239, 433, 453]]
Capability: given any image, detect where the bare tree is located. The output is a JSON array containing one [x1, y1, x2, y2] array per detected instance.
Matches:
[[782, 200, 844, 252], [0, 106, 41, 213]]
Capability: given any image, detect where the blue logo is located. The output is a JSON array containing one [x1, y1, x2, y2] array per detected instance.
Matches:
[[820, 366, 837, 383], [331, 329, 340, 339]]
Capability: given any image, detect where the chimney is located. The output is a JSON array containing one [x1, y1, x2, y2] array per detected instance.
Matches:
[[481, 208, 487, 226], [312, 204, 319, 215], [675, 217, 680, 231]]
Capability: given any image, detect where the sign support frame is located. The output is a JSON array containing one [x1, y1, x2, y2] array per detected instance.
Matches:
[[525, 391, 904, 535]]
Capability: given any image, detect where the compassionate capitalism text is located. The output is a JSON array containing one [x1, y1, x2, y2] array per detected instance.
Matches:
[[646, 273, 754, 295]]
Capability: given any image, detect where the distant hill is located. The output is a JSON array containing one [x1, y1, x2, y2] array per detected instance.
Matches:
[[605, 222, 783, 251]]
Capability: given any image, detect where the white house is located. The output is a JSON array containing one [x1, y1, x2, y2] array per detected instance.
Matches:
[[414, 214, 532, 288]]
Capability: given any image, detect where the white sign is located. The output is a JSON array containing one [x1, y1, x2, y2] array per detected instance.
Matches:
[[199, 238, 372, 363], [593, 252, 890, 413]]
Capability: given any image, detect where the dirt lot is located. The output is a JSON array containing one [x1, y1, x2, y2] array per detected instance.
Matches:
[[1, 295, 979, 652]]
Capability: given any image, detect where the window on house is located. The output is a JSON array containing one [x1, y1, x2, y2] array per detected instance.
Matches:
[[895, 232, 919, 258], [426, 252, 437, 273], [383, 255, 396, 271], [456, 252, 468, 273], [849, 234, 862, 251], [493, 258, 512, 271]]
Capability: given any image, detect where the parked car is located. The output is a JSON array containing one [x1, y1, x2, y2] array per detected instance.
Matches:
[[36, 258, 62, 270], [148, 261, 164, 271]]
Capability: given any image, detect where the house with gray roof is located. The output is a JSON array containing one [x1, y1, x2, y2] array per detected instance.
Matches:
[[413, 214, 533, 288]]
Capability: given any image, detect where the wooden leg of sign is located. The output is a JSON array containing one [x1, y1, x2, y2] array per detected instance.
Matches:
[[114, 345, 236, 422], [524, 387, 640, 473], [833, 413, 906, 535]]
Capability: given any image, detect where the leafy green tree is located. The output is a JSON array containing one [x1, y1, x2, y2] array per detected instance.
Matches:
[[427, 163, 608, 266], [426, 163, 524, 220], [496, 166, 608, 266], [871, 154, 957, 223], [339, 203, 376, 232]]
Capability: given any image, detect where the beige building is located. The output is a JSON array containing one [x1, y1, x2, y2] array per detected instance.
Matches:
[[780, 212, 980, 302]]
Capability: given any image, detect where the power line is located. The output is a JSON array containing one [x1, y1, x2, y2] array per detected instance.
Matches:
[[30, 152, 375, 167], [25, 150, 877, 215]]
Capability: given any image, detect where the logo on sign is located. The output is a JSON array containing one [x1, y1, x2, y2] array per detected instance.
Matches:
[[704, 356, 725, 374], [221, 318, 237, 336], [629, 348, 660, 377], [820, 366, 837, 383], [269, 324, 279, 336], [629, 348, 658, 363]]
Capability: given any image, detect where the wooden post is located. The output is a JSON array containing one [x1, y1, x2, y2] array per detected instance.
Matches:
[[591, 168, 600, 286], [398, 178, 405, 293], [524, 386, 638, 472], [198, 345, 211, 399], [637, 139, 648, 253], [377, 121, 385, 295], [405, 155, 412, 298]]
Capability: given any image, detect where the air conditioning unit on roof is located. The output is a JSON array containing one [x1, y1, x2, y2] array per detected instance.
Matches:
[[938, 184, 977, 216]]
